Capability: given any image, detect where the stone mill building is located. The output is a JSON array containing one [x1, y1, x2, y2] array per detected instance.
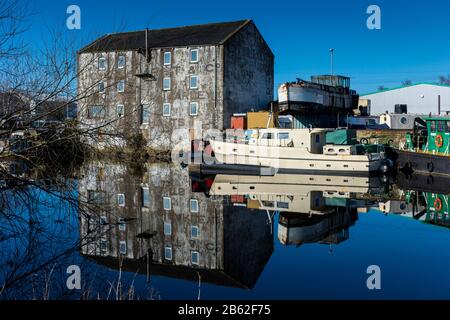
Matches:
[[77, 19, 274, 150]]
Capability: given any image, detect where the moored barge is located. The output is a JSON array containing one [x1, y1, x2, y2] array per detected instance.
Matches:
[[397, 117, 450, 176]]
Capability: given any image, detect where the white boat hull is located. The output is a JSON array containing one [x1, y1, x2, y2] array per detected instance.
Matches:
[[210, 140, 385, 175]]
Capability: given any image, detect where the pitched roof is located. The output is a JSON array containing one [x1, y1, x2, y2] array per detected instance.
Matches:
[[362, 82, 450, 96], [79, 19, 251, 53]]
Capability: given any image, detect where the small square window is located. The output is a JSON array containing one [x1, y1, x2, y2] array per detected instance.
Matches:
[[118, 218, 126, 231], [163, 77, 171, 91], [87, 105, 106, 119], [117, 193, 125, 206], [191, 251, 199, 265], [191, 226, 199, 239], [189, 102, 198, 116], [98, 81, 105, 93], [100, 239, 108, 252], [141, 187, 150, 207], [163, 103, 171, 117], [163, 197, 172, 210], [117, 80, 125, 92], [116, 104, 124, 117], [98, 56, 107, 70], [117, 55, 125, 69], [164, 52, 171, 65], [164, 247, 172, 260], [141, 104, 150, 124], [190, 75, 198, 89], [190, 49, 198, 63], [100, 215, 108, 225], [190, 199, 199, 213], [164, 222, 172, 236], [119, 241, 127, 255]]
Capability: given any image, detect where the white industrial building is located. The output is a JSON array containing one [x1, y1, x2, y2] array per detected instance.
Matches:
[[361, 83, 450, 116]]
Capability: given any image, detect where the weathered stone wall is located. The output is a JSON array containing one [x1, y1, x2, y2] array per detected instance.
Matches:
[[223, 21, 274, 128], [77, 51, 141, 148], [139, 45, 224, 150], [357, 129, 408, 147]]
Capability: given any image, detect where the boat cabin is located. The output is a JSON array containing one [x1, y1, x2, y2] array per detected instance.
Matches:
[[406, 117, 450, 155], [247, 128, 330, 154]]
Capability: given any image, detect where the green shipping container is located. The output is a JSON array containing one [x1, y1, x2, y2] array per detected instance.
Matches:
[[326, 129, 357, 145]]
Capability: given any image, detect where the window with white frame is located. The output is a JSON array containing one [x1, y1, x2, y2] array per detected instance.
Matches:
[[190, 49, 198, 63], [98, 55, 107, 70], [116, 104, 124, 117], [163, 197, 172, 210], [141, 104, 150, 124], [98, 81, 105, 93], [189, 102, 198, 116], [164, 222, 172, 236], [191, 251, 199, 265], [119, 241, 127, 255], [118, 218, 126, 231], [191, 226, 199, 239], [163, 103, 171, 117], [117, 193, 125, 207], [117, 80, 125, 92], [164, 51, 171, 65], [100, 215, 108, 225], [164, 247, 172, 260], [87, 105, 106, 119], [100, 239, 108, 252], [190, 199, 199, 213], [163, 77, 171, 91], [117, 54, 125, 69], [141, 187, 150, 207], [189, 75, 198, 89]]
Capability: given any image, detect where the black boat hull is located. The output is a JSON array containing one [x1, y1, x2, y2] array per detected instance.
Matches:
[[397, 150, 450, 176]]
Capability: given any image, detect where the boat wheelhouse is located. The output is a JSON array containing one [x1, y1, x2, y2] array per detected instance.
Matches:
[[398, 116, 450, 175]]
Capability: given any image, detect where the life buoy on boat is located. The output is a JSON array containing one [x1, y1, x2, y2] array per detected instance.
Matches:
[[434, 197, 443, 212], [435, 134, 444, 148]]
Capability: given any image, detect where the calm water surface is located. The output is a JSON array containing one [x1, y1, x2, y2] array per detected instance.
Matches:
[[1, 160, 449, 300]]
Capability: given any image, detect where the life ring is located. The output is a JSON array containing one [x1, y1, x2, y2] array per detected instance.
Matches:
[[434, 197, 443, 212], [435, 134, 444, 148]]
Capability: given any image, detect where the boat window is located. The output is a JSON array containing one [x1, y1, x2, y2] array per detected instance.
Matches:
[[447, 121, 450, 132], [262, 133, 273, 139], [315, 135, 320, 143], [438, 121, 446, 132], [277, 202, 289, 209], [430, 120, 437, 132], [277, 132, 289, 140], [261, 201, 274, 208]]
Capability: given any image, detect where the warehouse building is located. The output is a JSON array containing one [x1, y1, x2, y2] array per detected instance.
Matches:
[[361, 83, 450, 116], [77, 20, 274, 150]]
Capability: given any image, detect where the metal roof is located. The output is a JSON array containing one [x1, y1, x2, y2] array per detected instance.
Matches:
[[362, 82, 450, 96]]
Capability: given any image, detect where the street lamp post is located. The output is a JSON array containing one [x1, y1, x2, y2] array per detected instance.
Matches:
[[330, 48, 334, 75]]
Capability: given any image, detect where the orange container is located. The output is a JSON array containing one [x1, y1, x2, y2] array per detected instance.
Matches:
[[231, 116, 247, 130]]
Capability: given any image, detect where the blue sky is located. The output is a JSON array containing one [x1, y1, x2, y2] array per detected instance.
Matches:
[[25, 0, 450, 95]]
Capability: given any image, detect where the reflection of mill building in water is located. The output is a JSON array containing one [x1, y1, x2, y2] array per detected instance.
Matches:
[[78, 161, 273, 289]]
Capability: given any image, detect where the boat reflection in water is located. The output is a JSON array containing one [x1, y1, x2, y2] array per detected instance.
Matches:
[[78, 161, 273, 290], [78, 160, 449, 292], [209, 173, 389, 247], [391, 172, 450, 228]]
